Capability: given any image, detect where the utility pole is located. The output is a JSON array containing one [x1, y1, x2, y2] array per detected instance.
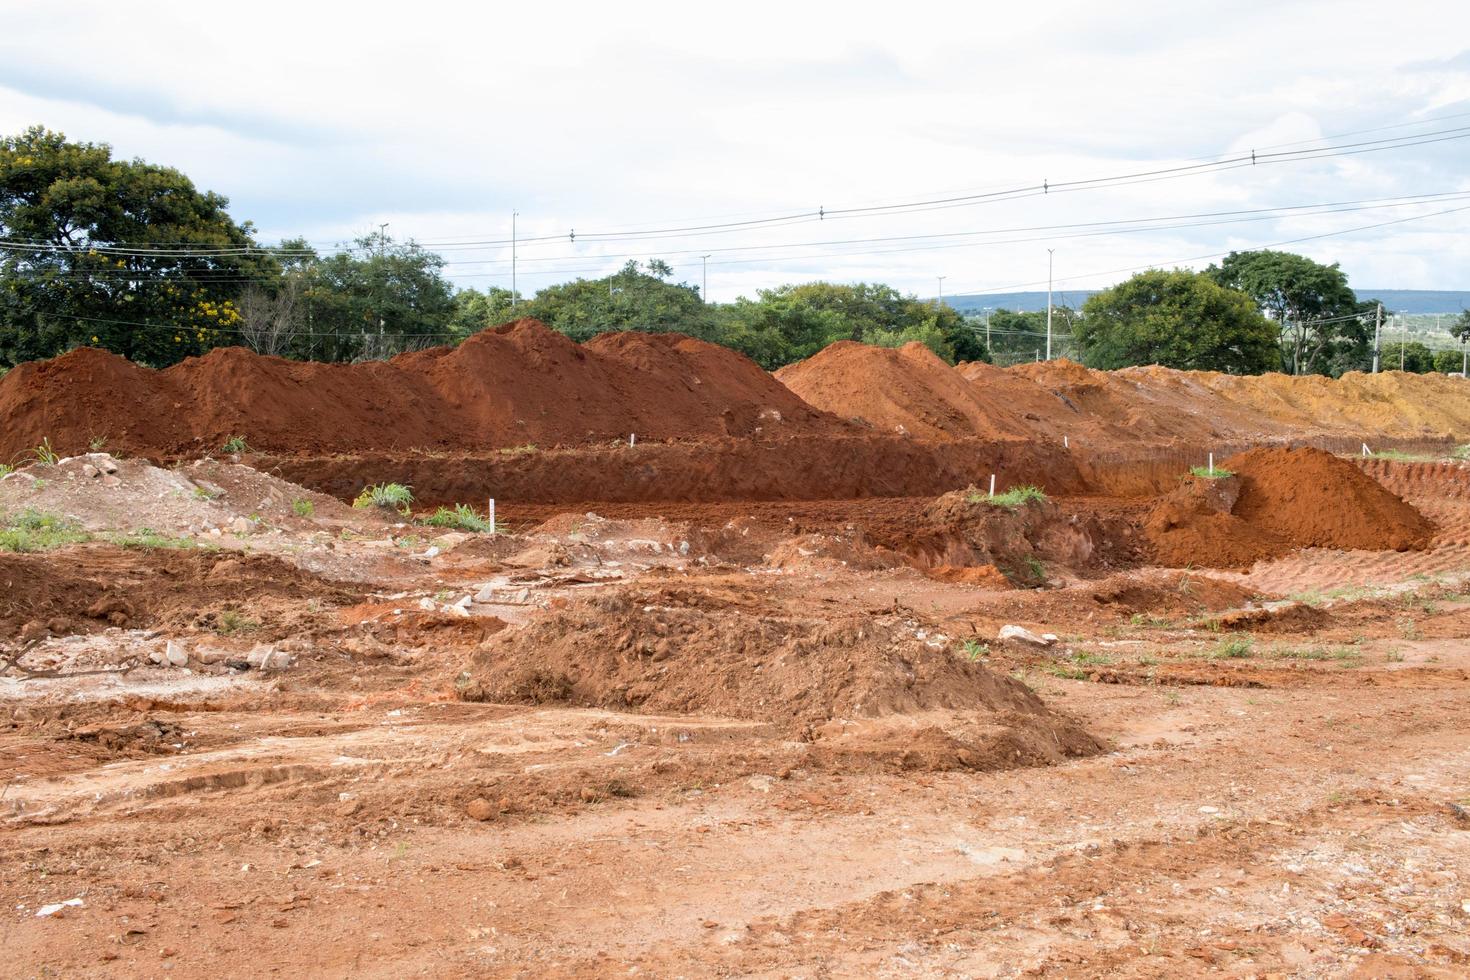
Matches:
[[701, 254, 711, 303], [937, 276, 947, 308], [984, 307, 992, 352], [377, 223, 389, 257], [1046, 249, 1054, 361], [511, 211, 519, 308], [1400, 314, 1405, 371], [1373, 302, 1382, 373]]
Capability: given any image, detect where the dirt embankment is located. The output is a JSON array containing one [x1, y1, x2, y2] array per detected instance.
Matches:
[[0, 320, 845, 459], [1144, 447, 1435, 568]]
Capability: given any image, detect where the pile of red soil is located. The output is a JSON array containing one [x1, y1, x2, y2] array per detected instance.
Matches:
[[464, 586, 1103, 765], [775, 341, 1035, 441], [1143, 447, 1434, 568], [0, 320, 844, 458]]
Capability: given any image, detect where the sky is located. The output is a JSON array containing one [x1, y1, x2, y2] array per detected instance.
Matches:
[[3, 0, 1469, 302]]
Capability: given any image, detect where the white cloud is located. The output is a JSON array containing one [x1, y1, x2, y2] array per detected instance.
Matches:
[[2, 0, 1468, 298]]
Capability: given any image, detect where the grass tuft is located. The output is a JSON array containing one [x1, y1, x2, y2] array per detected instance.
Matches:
[[221, 435, 251, 454], [1208, 635, 1254, 659], [354, 482, 414, 514], [1189, 465, 1235, 479], [418, 503, 493, 532], [968, 485, 1047, 509], [291, 498, 315, 518], [31, 438, 60, 466]]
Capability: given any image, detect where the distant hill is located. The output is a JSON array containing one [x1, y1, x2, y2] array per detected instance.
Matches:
[[943, 288, 1470, 315]]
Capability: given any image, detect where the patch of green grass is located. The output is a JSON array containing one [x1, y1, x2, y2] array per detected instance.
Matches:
[[960, 638, 990, 661], [968, 484, 1047, 509], [418, 503, 493, 532], [354, 482, 414, 514], [1208, 635, 1254, 660], [112, 528, 197, 550], [499, 443, 539, 455], [31, 438, 60, 466], [1071, 650, 1113, 666], [1043, 664, 1090, 680], [1453, 444, 1470, 461], [1367, 449, 1439, 462], [1130, 613, 1172, 628], [88, 434, 108, 451], [1189, 465, 1235, 479], [0, 463, 13, 479], [0, 510, 91, 552], [221, 435, 251, 454], [1273, 645, 1362, 665], [214, 610, 260, 636], [291, 498, 315, 518], [191, 485, 222, 501]]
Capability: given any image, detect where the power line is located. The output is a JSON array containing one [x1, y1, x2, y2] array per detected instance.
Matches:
[[6, 125, 1469, 257]]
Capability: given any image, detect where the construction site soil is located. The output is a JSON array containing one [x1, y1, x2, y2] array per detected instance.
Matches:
[[4, 327, 1470, 976]]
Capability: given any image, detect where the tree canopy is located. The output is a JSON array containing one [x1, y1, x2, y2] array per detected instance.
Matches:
[[0, 126, 276, 366], [1076, 269, 1278, 374], [1206, 249, 1373, 375]]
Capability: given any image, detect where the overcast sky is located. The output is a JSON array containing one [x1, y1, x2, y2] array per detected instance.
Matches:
[[3, 0, 1469, 301]]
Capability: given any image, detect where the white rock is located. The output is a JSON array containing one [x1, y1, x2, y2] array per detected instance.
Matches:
[[474, 584, 497, 603], [246, 644, 294, 671], [35, 898, 83, 917], [998, 624, 1053, 647], [165, 640, 189, 667], [228, 517, 253, 535]]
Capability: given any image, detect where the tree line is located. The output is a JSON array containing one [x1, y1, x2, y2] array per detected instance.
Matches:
[[3, 127, 1466, 375]]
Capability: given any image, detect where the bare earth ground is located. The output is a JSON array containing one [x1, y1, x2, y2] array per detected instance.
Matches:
[[2, 455, 1469, 978]]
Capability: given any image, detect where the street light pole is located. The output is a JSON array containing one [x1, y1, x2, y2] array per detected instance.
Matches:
[[1046, 249, 1054, 361], [937, 276, 947, 308], [511, 211, 519, 308], [701, 254, 711, 303], [1373, 302, 1382, 373]]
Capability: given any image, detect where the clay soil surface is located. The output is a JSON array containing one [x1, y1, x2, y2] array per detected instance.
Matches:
[[3, 449, 1470, 978]]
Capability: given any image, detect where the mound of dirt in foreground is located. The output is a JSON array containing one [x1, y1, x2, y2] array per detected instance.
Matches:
[[463, 589, 1103, 769], [1144, 447, 1433, 568], [0, 319, 842, 458]]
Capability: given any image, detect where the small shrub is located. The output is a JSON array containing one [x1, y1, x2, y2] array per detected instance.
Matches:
[[960, 639, 990, 661], [31, 438, 60, 465], [354, 483, 414, 513], [968, 485, 1047, 509], [215, 610, 260, 635], [1189, 465, 1235, 479], [1209, 636, 1254, 659], [0, 463, 13, 478], [221, 435, 251, 454], [418, 503, 492, 532], [291, 498, 315, 518]]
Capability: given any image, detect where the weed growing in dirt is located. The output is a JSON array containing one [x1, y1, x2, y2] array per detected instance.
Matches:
[[292, 498, 315, 518], [1130, 613, 1172, 628], [960, 639, 990, 661], [0, 510, 91, 552], [355, 482, 414, 514], [419, 503, 493, 532], [1367, 449, 1440, 462], [1385, 649, 1405, 663], [969, 485, 1047, 509], [88, 434, 108, 451], [222, 435, 251, 454], [214, 610, 260, 635], [1454, 444, 1470, 460], [499, 443, 539, 455], [1208, 636, 1254, 659], [30, 438, 60, 466], [1044, 664, 1089, 680], [113, 528, 198, 550], [1072, 650, 1113, 666], [0, 463, 13, 478], [191, 485, 222, 501], [1188, 465, 1235, 479]]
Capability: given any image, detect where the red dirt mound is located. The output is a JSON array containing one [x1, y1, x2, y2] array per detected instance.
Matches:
[[1143, 447, 1434, 568], [776, 341, 1033, 441], [464, 586, 1101, 755], [0, 320, 844, 458], [1226, 446, 1435, 552]]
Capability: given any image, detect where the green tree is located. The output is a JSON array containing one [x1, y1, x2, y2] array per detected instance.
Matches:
[[1379, 340, 1436, 373], [516, 260, 713, 343], [1206, 250, 1366, 375], [1454, 309, 1470, 344], [1076, 268, 1278, 373], [0, 126, 277, 367], [447, 286, 517, 342], [1432, 348, 1466, 375], [292, 232, 458, 361], [715, 281, 985, 368]]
